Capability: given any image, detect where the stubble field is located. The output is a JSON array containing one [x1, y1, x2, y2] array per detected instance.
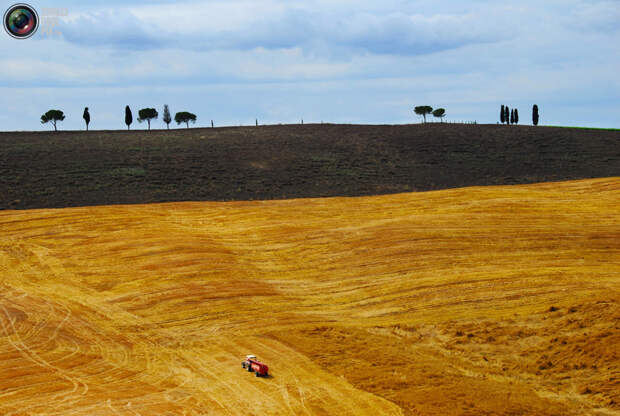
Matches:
[[1, 177, 619, 415]]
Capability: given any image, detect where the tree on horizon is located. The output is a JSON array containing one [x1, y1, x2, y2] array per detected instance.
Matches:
[[510, 109, 515, 124], [504, 106, 510, 125], [162, 105, 171, 129], [414, 106, 433, 123], [41, 109, 65, 132], [83, 107, 90, 131], [125, 106, 133, 130], [137, 108, 158, 130], [432, 108, 446, 122], [500, 105, 505, 124], [175, 111, 197, 128], [514, 108, 519, 124], [533, 104, 539, 126]]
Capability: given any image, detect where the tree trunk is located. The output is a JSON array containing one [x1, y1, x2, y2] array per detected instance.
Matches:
[[185, 121, 189, 128], [53, 121, 57, 132], [147, 120, 151, 130]]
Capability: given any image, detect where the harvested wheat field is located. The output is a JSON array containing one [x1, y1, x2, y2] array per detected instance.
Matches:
[[1, 177, 619, 415]]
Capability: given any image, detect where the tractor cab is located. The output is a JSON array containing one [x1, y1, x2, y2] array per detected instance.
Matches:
[[242, 355, 269, 377]]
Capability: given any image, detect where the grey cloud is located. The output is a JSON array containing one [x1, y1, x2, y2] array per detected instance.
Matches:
[[332, 12, 498, 55], [564, 1, 620, 33], [61, 10, 164, 50], [58, 5, 500, 56]]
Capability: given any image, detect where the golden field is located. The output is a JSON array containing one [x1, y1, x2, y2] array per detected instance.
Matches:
[[1, 177, 618, 415]]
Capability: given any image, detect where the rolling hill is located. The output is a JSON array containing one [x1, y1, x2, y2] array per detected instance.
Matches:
[[1, 177, 618, 415], [1, 123, 619, 210]]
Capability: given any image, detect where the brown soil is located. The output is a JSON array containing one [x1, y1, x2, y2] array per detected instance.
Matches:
[[1, 124, 618, 210]]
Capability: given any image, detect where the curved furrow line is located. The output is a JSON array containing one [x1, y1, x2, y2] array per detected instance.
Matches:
[[248, 338, 402, 416], [0, 305, 89, 411], [176, 352, 264, 415]]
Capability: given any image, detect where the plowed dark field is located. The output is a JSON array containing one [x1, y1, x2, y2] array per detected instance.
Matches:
[[1, 123, 618, 210]]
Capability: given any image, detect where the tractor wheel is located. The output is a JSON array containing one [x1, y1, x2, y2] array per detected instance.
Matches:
[[255, 371, 261, 377], [247, 365, 252, 372]]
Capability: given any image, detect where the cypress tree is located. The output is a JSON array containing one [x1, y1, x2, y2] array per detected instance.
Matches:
[[500, 105, 505, 124], [162, 104, 171, 129], [515, 109, 519, 124], [510, 109, 515, 124], [504, 106, 509, 124], [83, 107, 90, 131], [533, 105, 539, 126], [125, 106, 133, 130]]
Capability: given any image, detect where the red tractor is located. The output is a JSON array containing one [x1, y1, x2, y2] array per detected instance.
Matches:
[[242, 355, 269, 377]]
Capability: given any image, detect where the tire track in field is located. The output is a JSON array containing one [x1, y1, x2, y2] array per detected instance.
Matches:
[[0, 304, 87, 414], [0, 178, 617, 415], [176, 347, 274, 415], [248, 338, 404, 416]]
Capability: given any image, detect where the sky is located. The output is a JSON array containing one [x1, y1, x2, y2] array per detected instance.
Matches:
[[1, 0, 619, 131]]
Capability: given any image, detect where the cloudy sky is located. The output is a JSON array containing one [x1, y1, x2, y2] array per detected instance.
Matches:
[[1, 0, 618, 131]]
